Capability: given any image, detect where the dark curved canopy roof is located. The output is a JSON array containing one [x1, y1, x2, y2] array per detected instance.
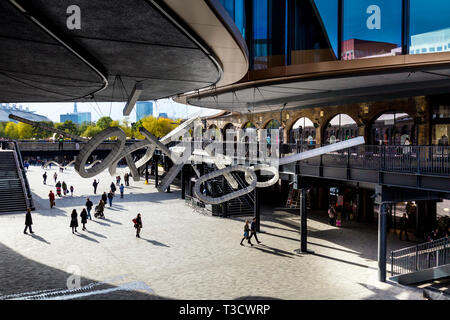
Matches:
[[0, 0, 221, 103]]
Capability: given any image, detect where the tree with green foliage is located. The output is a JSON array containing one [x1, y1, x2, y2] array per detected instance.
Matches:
[[4, 122, 18, 139], [32, 121, 55, 139], [82, 125, 102, 138], [17, 122, 33, 139], [96, 116, 113, 130]]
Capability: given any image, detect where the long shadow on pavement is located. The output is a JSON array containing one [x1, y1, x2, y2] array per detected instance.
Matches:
[[0, 242, 166, 300], [140, 238, 170, 247], [28, 233, 51, 245]]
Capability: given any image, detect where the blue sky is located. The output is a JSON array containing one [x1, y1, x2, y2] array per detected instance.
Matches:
[[21, 99, 220, 123]]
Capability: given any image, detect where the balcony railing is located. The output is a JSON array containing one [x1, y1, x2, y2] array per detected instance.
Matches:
[[281, 144, 450, 177], [391, 237, 450, 276]]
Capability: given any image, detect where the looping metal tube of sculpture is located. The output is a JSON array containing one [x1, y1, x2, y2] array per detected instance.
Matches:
[[44, 159, 102, 170], [75, 127, 127, 178], [43, 159, 75, 169], [244, 164, 279, 188], [194, 165, 257, 205]]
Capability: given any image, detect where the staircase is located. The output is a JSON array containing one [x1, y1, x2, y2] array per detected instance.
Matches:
[[202, 166, 254, 216], [390, 237, 450, 291], [0, 150, 29, 213]]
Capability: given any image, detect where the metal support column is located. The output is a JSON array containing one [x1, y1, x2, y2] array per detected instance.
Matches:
[[154, 154, 159, 187], [145, 161, 149, 184], [181, 165, 185, 200], [378, 202, 387, 282], [295, 188, 314, 254], [254, 187, 260, 232]]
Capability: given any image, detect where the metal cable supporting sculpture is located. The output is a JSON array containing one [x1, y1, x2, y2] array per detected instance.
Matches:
[[11, 114, 365, 205]]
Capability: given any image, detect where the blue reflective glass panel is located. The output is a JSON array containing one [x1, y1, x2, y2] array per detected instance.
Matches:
[[218, 0, 246, 39], [343, 0, 402, 60], [313, 0, 338, 58], [288, 0, 338, 65], [252, 0, 286, 70], [409, 0, 450, 54]]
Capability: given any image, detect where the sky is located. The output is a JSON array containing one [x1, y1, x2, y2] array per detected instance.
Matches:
[[20, 99, 221, 123]]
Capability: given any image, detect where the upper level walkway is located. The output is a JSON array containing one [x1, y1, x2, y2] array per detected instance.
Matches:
[[280, 144, 450, 194]]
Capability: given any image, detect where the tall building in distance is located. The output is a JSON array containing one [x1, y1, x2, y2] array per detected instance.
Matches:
[[59, 103, 91, 124], [136, 101, 153, 121]]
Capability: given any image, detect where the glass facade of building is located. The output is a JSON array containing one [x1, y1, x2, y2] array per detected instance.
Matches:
[[136, 101, 153, 121], [218, 0, 450, 70]]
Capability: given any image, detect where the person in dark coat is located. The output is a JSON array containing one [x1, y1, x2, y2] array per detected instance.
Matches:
[[70, 209, 78, 234], [249, 217, 261, 244], [56, 181, 62, 197], [93, 179, 98, 194], [85, 198, 93, 220], [101, 192, 107, 204], [49, 190, 55, 208], [133, 213, 143, 238], [110, 182, 116, 194], [107, 191, 114, 207], [24, 208, 33, 234], [43, 172, 47, 184], [240, 220, 252, 246], [62, 181, 68, 196], [80, 208, 88, 231], [399, 213, 409, 241], [53, 172, 57, 183]]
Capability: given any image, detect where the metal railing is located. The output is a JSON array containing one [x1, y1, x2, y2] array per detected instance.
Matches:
[[9, 141, 34, 210], [280, 144, 450, 177], [390, 237, 450, 276]]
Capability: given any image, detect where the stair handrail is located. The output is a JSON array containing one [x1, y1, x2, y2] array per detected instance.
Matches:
[[11, 141, 34, 210], [390, 237, 450, 276]]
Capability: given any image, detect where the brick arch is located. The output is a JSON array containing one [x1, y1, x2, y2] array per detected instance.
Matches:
[[322, 113, 359, 144], [286, 116, 317, 143], [262, 118, 282, 129], [241, 121, 257, 129], [365, 109, 416, 145]]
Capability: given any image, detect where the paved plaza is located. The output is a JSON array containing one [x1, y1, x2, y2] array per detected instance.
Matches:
[[0, 165, 425, 300]]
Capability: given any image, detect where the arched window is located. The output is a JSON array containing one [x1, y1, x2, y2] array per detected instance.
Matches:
[[370, 112, 414, 145], [324, 114, 357, 144], [290, 117, 315, 144]]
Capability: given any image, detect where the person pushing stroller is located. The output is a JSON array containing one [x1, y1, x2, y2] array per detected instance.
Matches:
[[94, 199, 105, 219]]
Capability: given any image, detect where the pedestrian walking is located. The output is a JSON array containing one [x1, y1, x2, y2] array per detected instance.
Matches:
[[43, 172, 47, 184], [70, 209, 78, 234], [95, 199, 105, 219], [53, 172, 57, 183], [328, 205, 336, 226], [116, 176, 121, 186], [133, 213, 143, 238], [110, 182, 116, 194], [24, 208, 33, 234], [80, 208, 88, 231], [85, 198, 93, 220], [93, 179, 98, 194], [399, 213, 409, 241], [56, 181, 62, 197], [249, 217, 261, 244], [62, 181, 67, 196], [240, 220, 252, 246], [120, 184, 124, 198], [70, 185, 74, 196], [124, 173, 129, 186], [101, 191, 107, 204], [49, 190, 55, 208], [107, 190, 114, 207]]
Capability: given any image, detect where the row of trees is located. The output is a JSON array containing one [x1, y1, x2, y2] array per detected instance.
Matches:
[[0, 116, 180, 140]]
